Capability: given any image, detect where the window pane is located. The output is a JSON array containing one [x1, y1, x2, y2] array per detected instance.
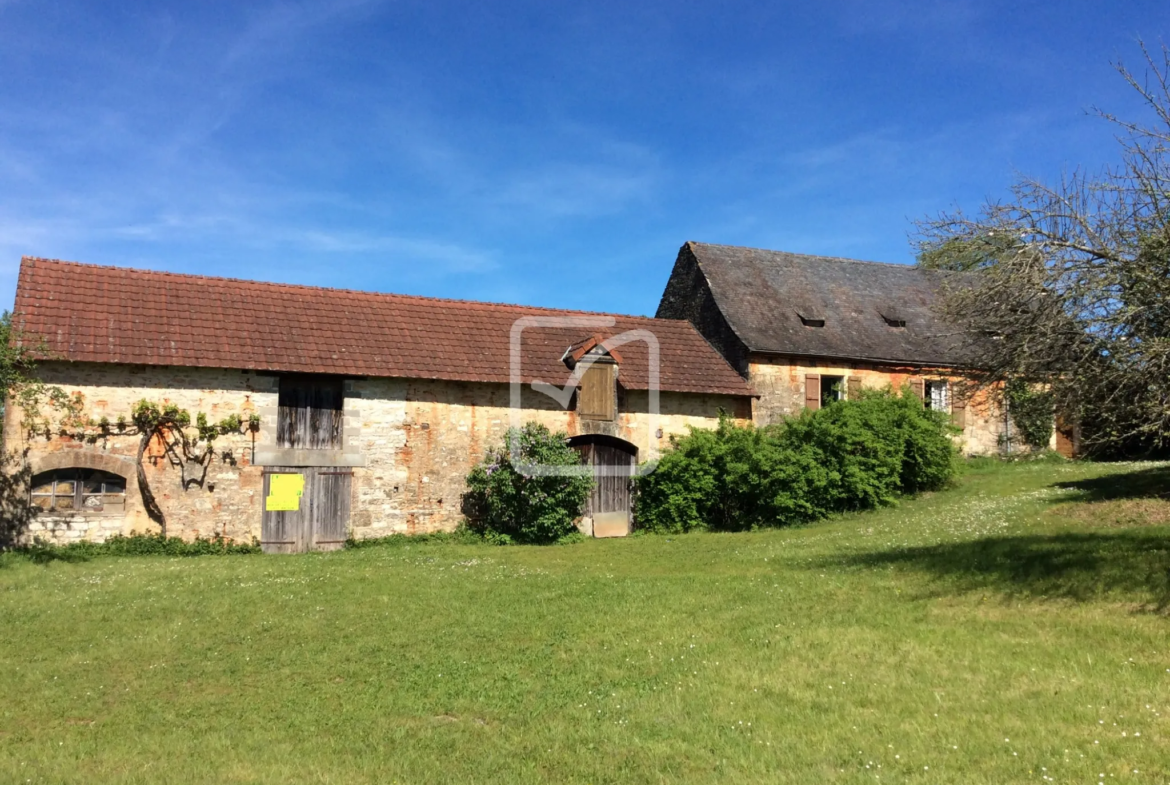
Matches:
[[30, 469, 127, 513], [821, 376, 844, 407], [929, 382, 949, 411]]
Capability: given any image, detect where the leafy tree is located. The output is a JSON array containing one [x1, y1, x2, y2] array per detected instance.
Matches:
[[0, 311, 49, 428], [915, 42, 1170, 455], [0, 311, 52, 547]]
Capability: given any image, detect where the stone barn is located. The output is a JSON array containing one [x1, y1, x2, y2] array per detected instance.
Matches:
[[656, 241, 1064, 456], [6, 257, 753, 549]]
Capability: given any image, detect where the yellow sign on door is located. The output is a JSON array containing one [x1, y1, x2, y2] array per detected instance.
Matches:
[[265, 473, 305, 512]]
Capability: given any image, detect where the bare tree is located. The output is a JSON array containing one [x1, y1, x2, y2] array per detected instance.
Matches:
[[916, 42, 1170, 455]]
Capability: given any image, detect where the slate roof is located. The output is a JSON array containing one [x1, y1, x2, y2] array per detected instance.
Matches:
[[684, 242, 969, 366], [13, 257, 752, 397]]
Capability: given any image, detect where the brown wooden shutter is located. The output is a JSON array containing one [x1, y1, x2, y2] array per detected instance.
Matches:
[[951, 398, 967, 429], [847, 376, 861, 400], [804, 374, 821, 411], [278, 376, 344, 449], [909, 377, 925, 403], [579, 363, 616, 421]]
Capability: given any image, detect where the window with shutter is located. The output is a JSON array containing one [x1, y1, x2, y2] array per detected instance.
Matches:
[[847, 377, 862, 400], [278, 375, 344, 449], [820, 375, 844, 407], [925, 380, 950, 412]]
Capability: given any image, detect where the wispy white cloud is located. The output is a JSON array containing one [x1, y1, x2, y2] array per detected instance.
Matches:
[[0, 0, 1150, 319], [490, 162, 656, 218], [292, 231, 496, 273], [219, 0, 386, 73]]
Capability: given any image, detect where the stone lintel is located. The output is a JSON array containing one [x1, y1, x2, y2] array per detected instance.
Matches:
[[253, 448, 366, 467]]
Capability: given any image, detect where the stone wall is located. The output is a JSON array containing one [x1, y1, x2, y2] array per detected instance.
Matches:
[[747, 354, 1006, 456], [3, 362, 750, 544], [345, 378, 748, 538], [2, 362, 272, 544]]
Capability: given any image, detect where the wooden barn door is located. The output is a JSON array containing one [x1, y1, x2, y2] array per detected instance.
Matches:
[[309, 470, 351, 552], [261, 467, 351, 554], [261, 467, 307, 554], [570, 436, 637, 538]]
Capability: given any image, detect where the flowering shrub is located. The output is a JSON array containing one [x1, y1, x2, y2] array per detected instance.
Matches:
[[634, 388, 957, 533], [462, 422, 594, 544]]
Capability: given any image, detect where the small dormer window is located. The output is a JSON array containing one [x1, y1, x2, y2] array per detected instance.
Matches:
[[883, 316, 906, 328], [879, 308, 906, 328], [796, 307, 825, 328], [563, 334, 621, 422]]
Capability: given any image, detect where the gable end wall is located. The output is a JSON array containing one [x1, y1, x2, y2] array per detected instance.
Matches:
[[656, 245, 751, 377]]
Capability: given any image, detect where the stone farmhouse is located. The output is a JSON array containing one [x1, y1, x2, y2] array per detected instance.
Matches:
[[5, 242, 1055, 551], [656, 242, 1049, 456]]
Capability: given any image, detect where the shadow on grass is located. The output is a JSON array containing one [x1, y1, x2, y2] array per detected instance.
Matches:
[[1053, 464, 1170, 502], [824, 531, 1170, 612]]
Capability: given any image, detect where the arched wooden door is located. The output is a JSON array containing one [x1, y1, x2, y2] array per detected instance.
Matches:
[[569, 435, 637, 538]]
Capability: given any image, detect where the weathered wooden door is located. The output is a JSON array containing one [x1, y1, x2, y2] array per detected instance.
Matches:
[[261, 467, 352, 554], [309, 469, 351, 552], [570, 436, 637, 538]]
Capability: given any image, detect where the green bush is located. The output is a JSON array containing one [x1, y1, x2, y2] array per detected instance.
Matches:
[[773, 395, 903, 511], [13, 532, 259, 563], [633, 417, 831, 533], [462, 422, 595, 544], [635, 388, 957, 533]]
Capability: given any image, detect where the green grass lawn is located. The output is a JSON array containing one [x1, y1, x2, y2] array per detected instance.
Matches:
[[1, 460, 1168, 784]]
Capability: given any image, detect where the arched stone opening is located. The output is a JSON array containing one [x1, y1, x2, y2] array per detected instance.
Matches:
[[568, 434, 637, 538]]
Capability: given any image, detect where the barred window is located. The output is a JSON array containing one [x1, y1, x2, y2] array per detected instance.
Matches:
[[30, 469, 127, 514]]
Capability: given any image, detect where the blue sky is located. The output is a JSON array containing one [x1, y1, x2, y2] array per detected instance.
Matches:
[[0, 1, 1165, 316]]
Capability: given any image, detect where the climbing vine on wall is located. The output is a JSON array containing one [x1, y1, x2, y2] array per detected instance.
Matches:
[[1005, 379, 1055, 451], [23, 392, 258, 536], [130, 400, 260, 534]]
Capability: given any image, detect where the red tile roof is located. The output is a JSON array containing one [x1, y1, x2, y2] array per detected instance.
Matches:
[[13, 257, 753, 397]]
